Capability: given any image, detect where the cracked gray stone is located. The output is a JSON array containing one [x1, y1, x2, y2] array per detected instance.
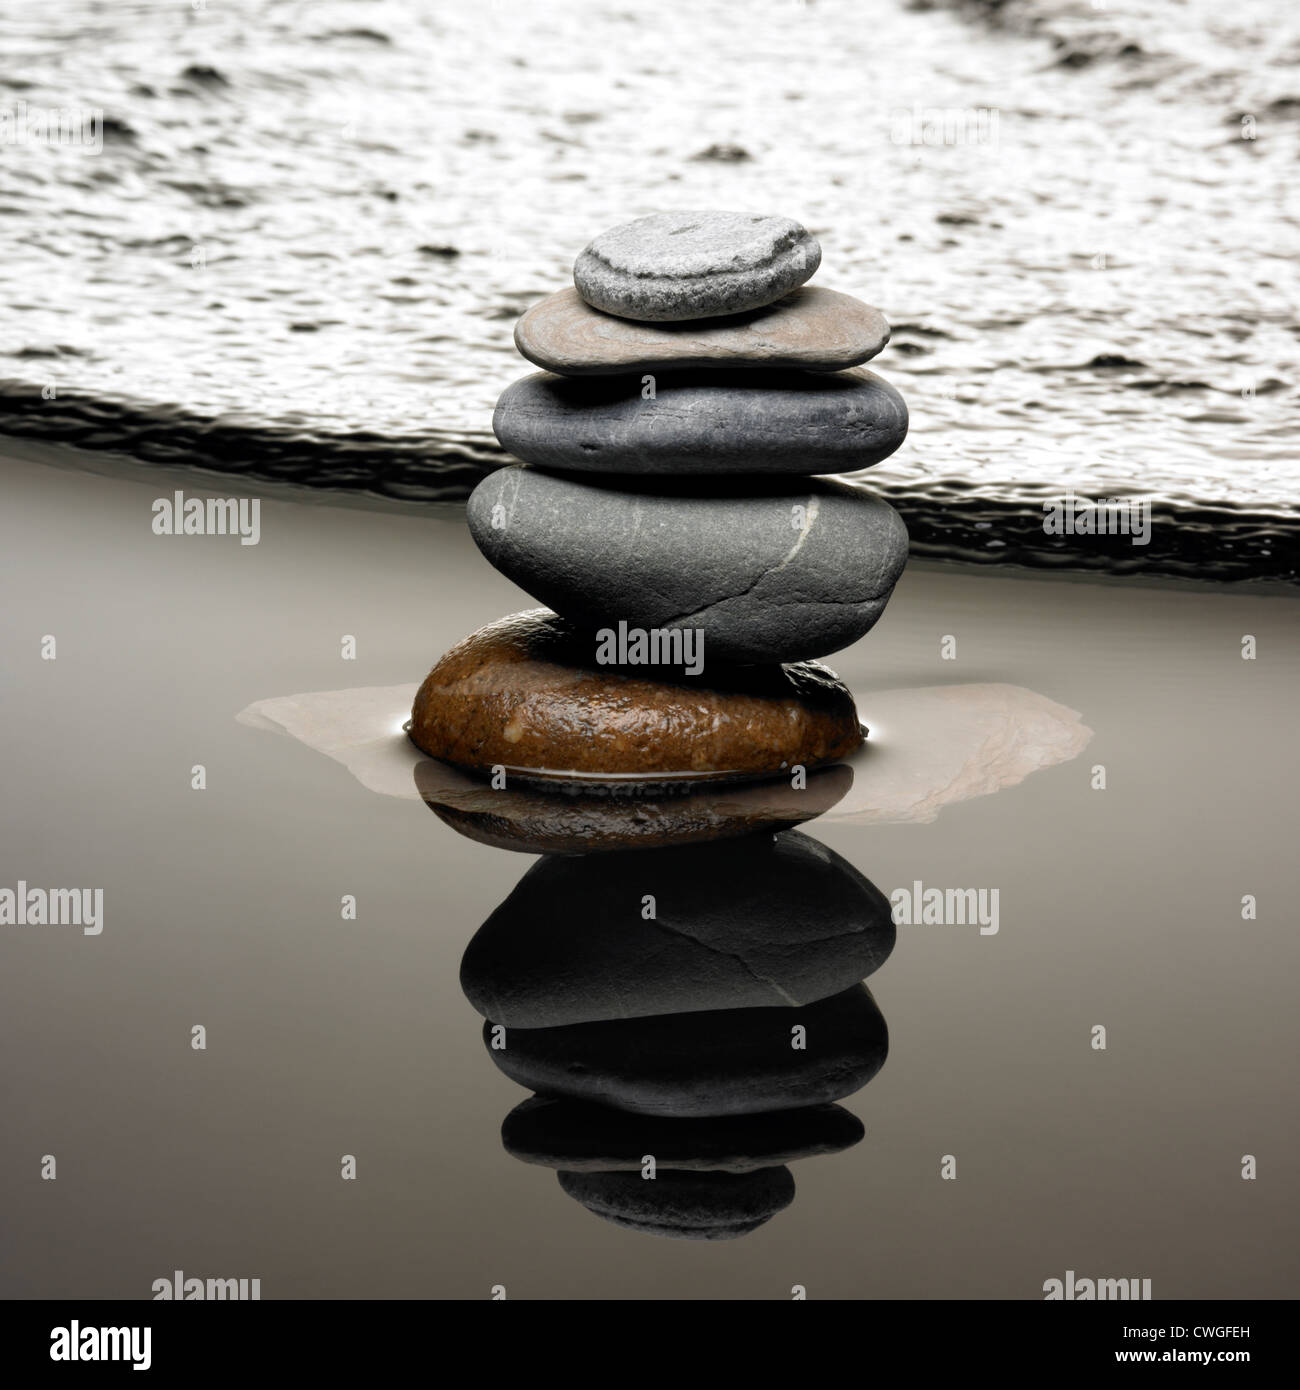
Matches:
[[483, 983, 888, 1117], [492, 366, 908, 475], [573, 211, 821, 321], [467, 466, 910, 664], [460, 830, 895, 1027]]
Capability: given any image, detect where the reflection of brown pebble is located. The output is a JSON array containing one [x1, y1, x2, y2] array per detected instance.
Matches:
[[409, 608, 864, 788], [414, 758, 853, 854]]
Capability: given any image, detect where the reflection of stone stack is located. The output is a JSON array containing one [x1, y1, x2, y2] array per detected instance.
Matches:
[[463, 832, 894, 1239], [410, 210, 911, 794]]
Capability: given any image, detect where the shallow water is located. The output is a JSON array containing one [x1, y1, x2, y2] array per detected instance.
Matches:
[[1, 0, 1297, 578], [2, 448, 1297, 1296]]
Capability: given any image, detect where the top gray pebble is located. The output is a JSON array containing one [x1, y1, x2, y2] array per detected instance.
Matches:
[[573, 211, 822, 322]]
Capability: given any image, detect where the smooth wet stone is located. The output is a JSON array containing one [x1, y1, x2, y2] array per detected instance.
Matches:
[[415, 757, 853, 853], [492, 366, 907, 475], [460, 831, 895, 1026], [408, 609, 863, 787], [573, 211, 821, 321], [467, 471, 910, 665], [504, 1097, 864, 1173], [514, 286, 890, 377], [557, 1167, 795, 1240], [484, 983, 888, 1117]]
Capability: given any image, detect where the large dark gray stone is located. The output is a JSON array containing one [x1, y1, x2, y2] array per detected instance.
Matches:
[[460, 831, 895, 1026], [467, 468, 910, 665], [483, 983, 889, 1117], [573, 211, 820, 321], [503, 1096, 865, 1173], [491, 368, 908, 476]]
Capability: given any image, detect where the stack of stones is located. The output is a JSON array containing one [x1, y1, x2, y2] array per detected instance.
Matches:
[[410, 210, 911, 814]]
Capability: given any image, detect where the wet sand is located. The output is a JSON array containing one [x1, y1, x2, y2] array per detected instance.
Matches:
[[1, 444, 1297, 1297]]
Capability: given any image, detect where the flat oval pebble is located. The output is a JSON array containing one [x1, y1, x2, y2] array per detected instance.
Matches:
[[492, 366, 907, 475], [414, 757, 854, 854], [467, 470, 910, 664], [502, 1096, 864, 1173], [460, 831, 895, 1026], [483, 983, 888, 1117], [557, 1167, 795, 1240], [408, 609, 864, 786], [573, 211, 821, 321], [514, 286, 890, 377]]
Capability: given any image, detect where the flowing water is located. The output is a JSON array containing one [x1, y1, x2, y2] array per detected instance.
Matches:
[[1, 0, 1297, 578]]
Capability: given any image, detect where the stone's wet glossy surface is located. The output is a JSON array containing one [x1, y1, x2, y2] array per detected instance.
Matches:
[[502, 1097, 865, 1173], [415, 757, 854, 853], [573, 211, 821, 321], [468, 470, 910, 664], [557, 1166, 796, 1240], [491, 366, 908, 475], [513, 286, 890, 377], [460, 831, 895, 1026], [484, 984, 889, 1117], [408, 608, 864, 786]]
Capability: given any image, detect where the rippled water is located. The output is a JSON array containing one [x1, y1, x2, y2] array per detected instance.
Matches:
[[1, 0, 1297, 578]]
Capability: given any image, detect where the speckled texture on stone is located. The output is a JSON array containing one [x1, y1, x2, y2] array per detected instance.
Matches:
[[408, 608, 864, 786], [503, 1097, 864, 1173], [557, 1167, 796, 1239], [573, 211, 821, 321], [483, 983, 889, 1117], [467, 469, 910, 664], [460, 831, 895, 1026], [492, 366, 908, 476], [514, 286, 889, 376]]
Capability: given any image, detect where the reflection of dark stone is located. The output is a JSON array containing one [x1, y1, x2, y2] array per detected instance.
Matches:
[[503, 1095, 864, 1173], [557, 1167, 795, 1240], [462, 831, 894, 1026], [416, 758, 853, 854], [484, 984, 888, 1117]]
